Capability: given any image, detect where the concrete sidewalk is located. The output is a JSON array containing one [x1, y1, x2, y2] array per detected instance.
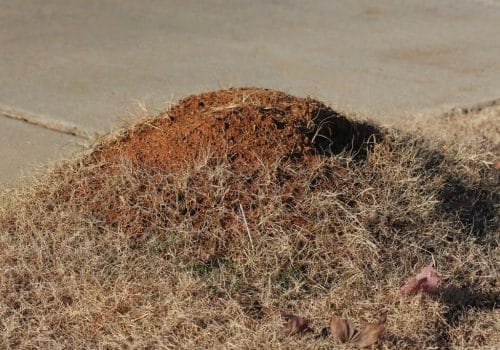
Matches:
[[1, 0, 499, 185]]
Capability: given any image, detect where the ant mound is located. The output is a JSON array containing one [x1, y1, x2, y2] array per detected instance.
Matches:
[[93, 87, 379, 171], [84, 87, 381, 249], [1, 88, 498, 349]]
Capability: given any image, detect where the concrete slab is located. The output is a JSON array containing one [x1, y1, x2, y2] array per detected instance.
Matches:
[[0, 117, 82, 187], [0, 0, 499, 134]]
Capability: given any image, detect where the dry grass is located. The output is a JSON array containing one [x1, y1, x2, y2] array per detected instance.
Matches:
[[0, 97, 498, 349]]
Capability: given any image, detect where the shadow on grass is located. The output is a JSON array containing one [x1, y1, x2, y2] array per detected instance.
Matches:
[[434, 285, 499, 347], [438, 175, 499, 241], [416, 140, 498, 242], [299, 103, 383, 160], [306, 109, 498, 242], [439, 285, 499, 326]]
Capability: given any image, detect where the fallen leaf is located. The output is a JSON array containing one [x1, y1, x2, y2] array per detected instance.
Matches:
[[330, 313, 387, 348], [352, 313, 387, 348], [282, 314, 311, 337], [330, 315, 358, 343], [401, 263, 441, 295], [400, 276, 421, 295], [418, 264, 441, 291]]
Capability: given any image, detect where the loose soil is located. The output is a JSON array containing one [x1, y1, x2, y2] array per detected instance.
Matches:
[[87, 88, 381, 245], [94, 87, 379, 171]]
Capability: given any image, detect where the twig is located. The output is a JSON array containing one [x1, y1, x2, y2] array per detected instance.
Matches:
[[239, 202, 254, 250]]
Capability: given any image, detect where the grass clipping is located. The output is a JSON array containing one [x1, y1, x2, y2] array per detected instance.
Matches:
[[0, 88, 498, 349]]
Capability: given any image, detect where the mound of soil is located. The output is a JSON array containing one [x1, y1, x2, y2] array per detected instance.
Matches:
[[94, 87, 378, 170], [2, 88, 499, 349]]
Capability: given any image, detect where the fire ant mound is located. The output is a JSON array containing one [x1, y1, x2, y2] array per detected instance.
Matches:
[[84, 87, 383, 255], [1, 88, 498, 349], [94, 87, 379, 171]]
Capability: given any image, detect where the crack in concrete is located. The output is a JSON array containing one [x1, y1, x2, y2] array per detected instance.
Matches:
[[0, 104, 95, 140], [442, 97, 500, 117]]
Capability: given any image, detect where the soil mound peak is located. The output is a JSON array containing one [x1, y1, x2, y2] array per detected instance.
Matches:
[[96, 87, 379, 170]]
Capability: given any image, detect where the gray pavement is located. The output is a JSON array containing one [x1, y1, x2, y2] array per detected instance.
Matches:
[[0, 117, 81, 187], [1, 0, 500, 185]]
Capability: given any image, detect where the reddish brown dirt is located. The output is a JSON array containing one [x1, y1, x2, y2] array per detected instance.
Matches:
[[74, 87, 381, 254], [93, 87, 376, 171]]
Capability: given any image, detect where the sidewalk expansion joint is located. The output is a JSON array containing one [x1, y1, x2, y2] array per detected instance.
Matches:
[[443, 97, 500, 117], [0, 104, 95, 141]]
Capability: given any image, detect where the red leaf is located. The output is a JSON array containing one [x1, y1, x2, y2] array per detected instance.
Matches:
[[401, 263, 441, 295]]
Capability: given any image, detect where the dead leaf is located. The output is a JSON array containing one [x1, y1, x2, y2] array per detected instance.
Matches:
[[352, 313, 387, 348], [400, 276, 421, 295], [418, 264, 441, 291], [401, 263, 441, 295], [329, 315, 358, 343], [330, 313, 386, 348], [282, 314, 311, 337]]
